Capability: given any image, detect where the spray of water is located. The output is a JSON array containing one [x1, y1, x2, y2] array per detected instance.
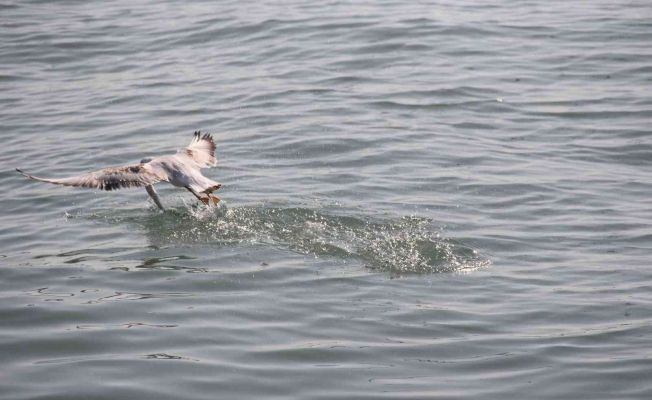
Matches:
[[131, 203, 490, 274]]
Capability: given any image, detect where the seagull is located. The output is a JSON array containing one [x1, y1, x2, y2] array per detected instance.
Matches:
[[16, 131, 221, 211]]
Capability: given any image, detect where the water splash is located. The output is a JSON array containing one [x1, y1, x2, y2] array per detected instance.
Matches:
[[106, 202, 490, 275]]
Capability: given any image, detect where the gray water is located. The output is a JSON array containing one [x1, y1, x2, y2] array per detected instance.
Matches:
[[1, 1, 651, 399]]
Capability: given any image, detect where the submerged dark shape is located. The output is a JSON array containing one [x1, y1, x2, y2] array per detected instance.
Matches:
[[16, 131, 222, 210]]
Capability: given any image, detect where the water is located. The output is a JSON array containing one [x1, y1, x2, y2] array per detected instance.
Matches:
[[1, 0, 651, 398]]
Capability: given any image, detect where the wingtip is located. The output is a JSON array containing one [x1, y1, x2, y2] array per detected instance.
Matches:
[[15, 168, 32, 180], [191, 130, 216, 145]]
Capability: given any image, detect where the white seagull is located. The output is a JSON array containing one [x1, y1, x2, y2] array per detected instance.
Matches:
[[16, 131, 222, 211]]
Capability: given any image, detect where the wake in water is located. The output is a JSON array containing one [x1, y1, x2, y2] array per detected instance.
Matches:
[[92, 202, 490, 275]]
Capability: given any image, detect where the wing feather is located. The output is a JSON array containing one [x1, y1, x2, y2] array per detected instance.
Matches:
[[16, 163, 166, 191], [178, 131, 217, 168]]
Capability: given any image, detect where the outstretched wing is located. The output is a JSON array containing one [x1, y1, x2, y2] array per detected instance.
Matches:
[[178, 131, 217, 168], [16, 163, 167, 191]]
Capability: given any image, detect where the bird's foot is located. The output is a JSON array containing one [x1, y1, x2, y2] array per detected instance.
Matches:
[[199, 195, 220, 206]]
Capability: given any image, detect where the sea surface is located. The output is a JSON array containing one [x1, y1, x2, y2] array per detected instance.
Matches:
[[1, 1, 651, 399]]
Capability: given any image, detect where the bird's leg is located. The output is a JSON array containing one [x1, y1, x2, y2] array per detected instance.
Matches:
[[145, 185, 165, 211], [203, 184, 221, 205], [186, 187, 210, 206]]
